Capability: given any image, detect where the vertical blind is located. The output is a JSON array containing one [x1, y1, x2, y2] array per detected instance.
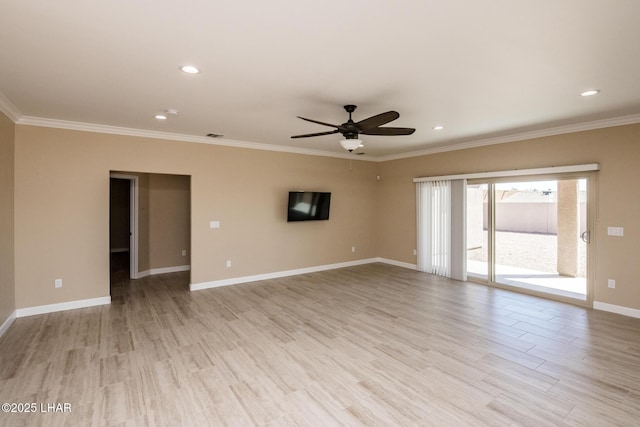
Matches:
[[416, 179, 467, 280], [416, 180, 451, 276]]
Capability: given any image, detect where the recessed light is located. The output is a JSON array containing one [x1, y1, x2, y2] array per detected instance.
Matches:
[[433, 125, 444, 130], [154, 114, 167, 120], [580, 89, 599, 97], [180, 65, 200, 74]]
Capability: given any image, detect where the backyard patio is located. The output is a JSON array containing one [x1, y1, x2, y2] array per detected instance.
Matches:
[[467, 230, 587, 299]]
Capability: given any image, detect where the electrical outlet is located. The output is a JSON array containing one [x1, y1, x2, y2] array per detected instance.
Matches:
[[55, 279, 62, 288], [226, 260, 231, 268], [413, 249, 417, 256], [608, 279, 616, 289], [352, 246, 356, 253], [182, 249, 187, 256]]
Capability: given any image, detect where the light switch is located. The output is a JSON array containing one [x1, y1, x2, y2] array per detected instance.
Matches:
[[210, 221, 220, 229], [607, 227, 624, 236]]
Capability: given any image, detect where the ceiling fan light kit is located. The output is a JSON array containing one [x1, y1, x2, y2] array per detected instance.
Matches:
[[339, 138, 363, 152], [292, 105, 415, 152]]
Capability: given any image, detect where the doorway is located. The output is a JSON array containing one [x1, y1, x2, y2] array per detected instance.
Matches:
[[109, 174, 139, 284], [466, 174, 593, 304], [109, 171, 191, 291]]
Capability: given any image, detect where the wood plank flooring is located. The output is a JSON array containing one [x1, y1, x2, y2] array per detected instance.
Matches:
[[1, 263, 640, 426]]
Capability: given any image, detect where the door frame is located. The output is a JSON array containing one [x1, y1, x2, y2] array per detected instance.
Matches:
[[467, 171, 596, 307], [110, 173, 139, 279]]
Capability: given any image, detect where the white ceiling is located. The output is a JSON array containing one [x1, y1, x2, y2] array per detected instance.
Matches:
[[2, 1, 640, 159]]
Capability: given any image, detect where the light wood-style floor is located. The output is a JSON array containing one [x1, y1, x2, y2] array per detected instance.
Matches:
[[1, 263, 640, 426]]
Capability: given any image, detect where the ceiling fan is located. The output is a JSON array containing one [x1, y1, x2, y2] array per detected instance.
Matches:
[[291, 105, 416, 152]]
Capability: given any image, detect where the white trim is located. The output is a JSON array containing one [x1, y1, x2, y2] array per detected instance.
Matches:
[[0, 92, 22, 122], [150, 265, 191, 275], [190, 258, 416, 291], [378, 258, 418, 270], [149, 265, 191, 276], [15, 296, 111, 318], [0, 311, 17, 338], [138, 265, 191, 278], [17, 116, 357, 161], [593, 301, 640, 319], [4, 97, 640, 162], [379, 114, 640, 162], [413, 164, 600, 183]]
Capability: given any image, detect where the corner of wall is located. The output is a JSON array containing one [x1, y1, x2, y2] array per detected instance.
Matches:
[[0, 111, 16, 333], [0, 310, 16, 339]]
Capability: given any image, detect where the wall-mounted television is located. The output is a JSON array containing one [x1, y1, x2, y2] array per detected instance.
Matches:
[[287, 191, 331, 222]]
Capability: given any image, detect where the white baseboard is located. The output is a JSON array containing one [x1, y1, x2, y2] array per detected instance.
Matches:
[[191, 258, 379, 291], [16, 296, 111, 318], [190, 257, 416, 291], [593, 301, 640, 319], [377, 257, 418, 270], [0, 310, 17, 338], [138, 265, 190, 279]]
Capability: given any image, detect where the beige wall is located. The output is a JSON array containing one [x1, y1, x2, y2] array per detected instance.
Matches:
[[378, 124, 640, 310], [14, 125, 378, 308], [148, 173, 190, 270], [0, 112, 15, 323], [9, 121, 640, 313]]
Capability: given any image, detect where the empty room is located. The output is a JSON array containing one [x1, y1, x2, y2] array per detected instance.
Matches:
[[1, 1, 639, 426]]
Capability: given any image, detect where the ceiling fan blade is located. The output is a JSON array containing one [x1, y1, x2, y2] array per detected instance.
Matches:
[[361, 127, 416, 136], [297, 116, 341, 129], [356, 111, 400, 131], [291, 129, 340, 139]]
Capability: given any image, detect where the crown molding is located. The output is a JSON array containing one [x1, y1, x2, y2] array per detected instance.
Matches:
[[0, 92, 22, 122], [376, 113, 640, 162], [16, 116, 364, 161], [9, 108, 640, 163]]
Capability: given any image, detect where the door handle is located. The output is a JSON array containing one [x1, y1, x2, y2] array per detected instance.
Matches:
[[581, 230, 590, 243]]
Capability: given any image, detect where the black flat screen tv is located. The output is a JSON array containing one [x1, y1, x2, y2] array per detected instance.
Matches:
[[287, 191, 331, 222]]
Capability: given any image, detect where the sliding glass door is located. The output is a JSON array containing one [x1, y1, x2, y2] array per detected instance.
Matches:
[[466, 175, 592, 304], [466, 183, 489, 281]]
